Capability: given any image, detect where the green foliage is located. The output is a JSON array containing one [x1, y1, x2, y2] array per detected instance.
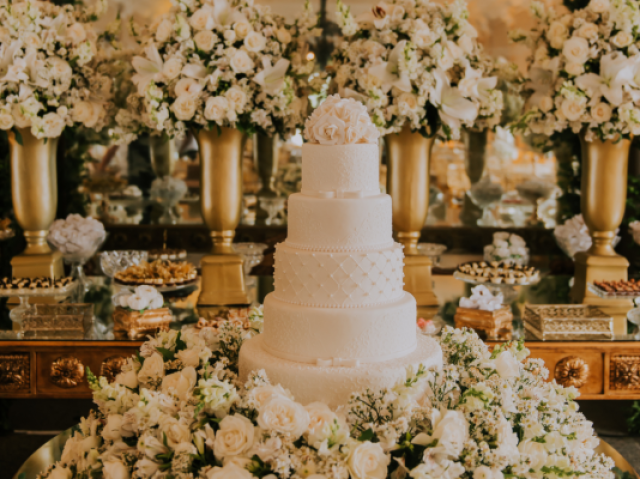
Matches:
[[553, 131, 582, 223], [626, 401, 640, 435], [563, 0, 591, 11]]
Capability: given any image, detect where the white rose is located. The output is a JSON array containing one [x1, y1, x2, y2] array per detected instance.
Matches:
[[613, 31, 633, 48], [190, 7, 213, 31], [565, 62, 584, 76], [67, 23, 87, 44], [561, 97, 586, 122], [519, 440, 548, 470], [244, 31, 266, 52], [36, 113, 65, 138], [103, 460, 130, 479], [577, 22, 599, 40], [589, 0, 610, 13], [102, 414, 124, 442], [206, 463, 254, 479], [126, 293, 150, 311], [163, 58, 183, 80], [175, 78, 203, 97], [195, 30, 216, 52], [159, 416, 192, 448], [0, 113, 14, 130], [156, 19, 173, 42], [48, 466, 72, 479], [258, 397, 310, 438], [398, 92, 418, 113], [214, 414, 255, 459], [494, 351, 520, 379], [137, 352, 165, 384], [230, 50, 253, 73], [225, 86, 247, 111], [171, 94, 199, 121], [176, 347, 201, 368], [115, 369, 139, 389], [234, 22, 252, 39], [563, 37, 590, 64], [473, 466, 499, 479], [224, 30, 236, 43], [347, 441, 389, 479], [71, 101, 100, 129], [547, 21, 568, 50], [431, 409, 469, 456], [305, 402, 342, 446], [276, 27, 292, 44], [591, 102, 612, 122], [249, 384, 292, 407], [204, 96, 229, 122], [161, 366, 197, 401], [23, 33, 41, 49], [12, 104, 31, 128], [311, 115, 346, 145]]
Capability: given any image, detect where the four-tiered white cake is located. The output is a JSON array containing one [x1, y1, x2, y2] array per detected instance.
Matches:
[[239, 96, 442, 407]]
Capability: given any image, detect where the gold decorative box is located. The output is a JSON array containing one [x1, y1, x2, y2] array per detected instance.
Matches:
[[523, 304, 613, 340], [454, 306, 513, 340], [23, 304, 94, 339], [113, 306, 173, 340]]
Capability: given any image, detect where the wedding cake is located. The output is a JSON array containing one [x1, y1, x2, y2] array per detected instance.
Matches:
[[239, 96, 442, 407]]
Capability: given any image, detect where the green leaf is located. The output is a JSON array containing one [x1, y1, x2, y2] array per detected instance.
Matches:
[[13, 128, 23, 146], [156, 346, 175, 362], [358, 428, 376, 442], [175, 331, 187, 353]]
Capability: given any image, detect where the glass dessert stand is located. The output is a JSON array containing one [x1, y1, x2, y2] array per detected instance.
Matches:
[[453, 271, 540, 304], [0, 281, 78, 337]]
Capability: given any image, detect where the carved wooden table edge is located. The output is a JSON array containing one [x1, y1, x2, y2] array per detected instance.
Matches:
[[487, 340, 640, 400], [0, 340, 142, 398]]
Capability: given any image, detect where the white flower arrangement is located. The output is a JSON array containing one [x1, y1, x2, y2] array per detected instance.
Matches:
[[114, 285, 164, 312], [304, 95, 380, 145], [484, 232, 529, 264], [460, 285, 504, 311], [331, 0, 503, 140], [512, 0, 640, 141], [40, 311, 613, 479], [128, 0, 321, 140], [554, 214, 620, 257], [0, 0, 115, 139], [48, 214, 106, 256]]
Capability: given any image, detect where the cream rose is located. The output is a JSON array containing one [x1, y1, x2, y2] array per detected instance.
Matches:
[[172, 94, 199, 121], [190, 7, 213, 31], [206, 463, 254, 479], [224, 30, 236, 43], [494, 351, 520, 379], [158, 416, 192, 448], [214, 414, 255, 459], [51, 58, 72, 80], [230, 50, 253, 73], [234, 22, 252, 39], [156, 19, 173, 42], [48, 466, 73, 479], [225, 86, 247, 111], [613, 31, 633, 48], [547, 21, 568, 50], [161, 366, 197, 401], [591, 102, 612, 122], [311, 115, 346, 145], [38, 113, 65, 137], [398, 92, 418, 112], [12, 104, 31, 128], [67, 23, 86, 44], [204, 96, 229, 122], [347, 441, 389, 479], [71, 101, 99, 128], [305, 402, 342, 446], [102, 414, 124, 442], [518, 440, 548, 470], [577, 22, 599, 40], [538, 96, 554, 113], [257, 397, 310, 438], [565, 62, 584, 76], [589, 0, 610, 13], [244, 31, 266, 52], [561, 97, 586, 122], [563, 37, 590, 64], [23, 32, 41, 49], [103, 460, 131, 479], [249, 384, 292, 407], [276, 27, 292, 44], [175, 78, 203, 97], [163, 58, 183, 81], [115, 368, 139, 389], [176, 347, 202, 368], [0, 113, 14, 130], [195, 30, 216, 52], [137, 352, 165, 385]]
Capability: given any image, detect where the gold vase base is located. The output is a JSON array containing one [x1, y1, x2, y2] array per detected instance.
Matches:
[[11, 251, 64, 279], [404, 255, 439, 311], [197, 254, 250, 306], [571, 252, 630, 335]]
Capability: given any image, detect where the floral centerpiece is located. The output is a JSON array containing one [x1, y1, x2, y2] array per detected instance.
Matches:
[[48, 214, 106, 258], [512, 0, 640, 141], [39, 307, 613, 479], [0, 0, 116, 139], [331, 0, 503, 139], [112, 285, 173, 340], [128, 0, 321, 140]]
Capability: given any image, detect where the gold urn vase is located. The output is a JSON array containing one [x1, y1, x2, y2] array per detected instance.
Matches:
[[10, 127, 63, 278], [386, 125, 438, 318], [149, 136, 177, 178], [253, 133, 280, 224], [196, 127, 249, 307], [571, 135, 631, 334]]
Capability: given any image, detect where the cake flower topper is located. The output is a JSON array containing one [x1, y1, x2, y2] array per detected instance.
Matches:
[[304, 95, 380, 146]]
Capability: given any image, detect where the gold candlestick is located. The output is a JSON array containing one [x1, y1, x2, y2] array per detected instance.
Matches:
[[196, 127, 249, 307], [571, 135, 631, 334], [386, 125, 438, 318], [9, 127, 63, 278]]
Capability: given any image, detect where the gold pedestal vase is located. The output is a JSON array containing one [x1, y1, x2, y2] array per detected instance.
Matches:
[[254, 133, 280, 224], [571, 135, 632, 334], [196, 127, 249, 308], [386, 125, 439, 318], [149, 136, 177, 178], [10, 127, 63, 278], [460, 129, 488, 226]]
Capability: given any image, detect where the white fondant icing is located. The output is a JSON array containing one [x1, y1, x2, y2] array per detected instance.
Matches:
[[239, 334, 443, 408], [302, 144, 380, 195], [273, 243, 405, 308], [287, 193, 393, 252], [262, 293, 417, 363]]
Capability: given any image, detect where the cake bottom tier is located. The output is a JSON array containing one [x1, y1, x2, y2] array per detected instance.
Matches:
[[239, 334, 442, 408], [262, 293, 417, 363]]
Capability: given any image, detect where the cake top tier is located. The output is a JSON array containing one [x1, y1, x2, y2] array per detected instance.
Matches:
[[304, 95, 380, 146]]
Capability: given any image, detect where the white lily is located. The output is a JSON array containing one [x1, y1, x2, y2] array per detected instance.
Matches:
[[213, 0, 247, 27], [369, 41, 412, 93], [132, 46, 164, 96], [430, 69, 478, 130], [253, 57, 290, 95], [181, 64, 208, 80], [575, 52, 639, 106], [0, 40, 21, 80], [459, 65, 498, 102]]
